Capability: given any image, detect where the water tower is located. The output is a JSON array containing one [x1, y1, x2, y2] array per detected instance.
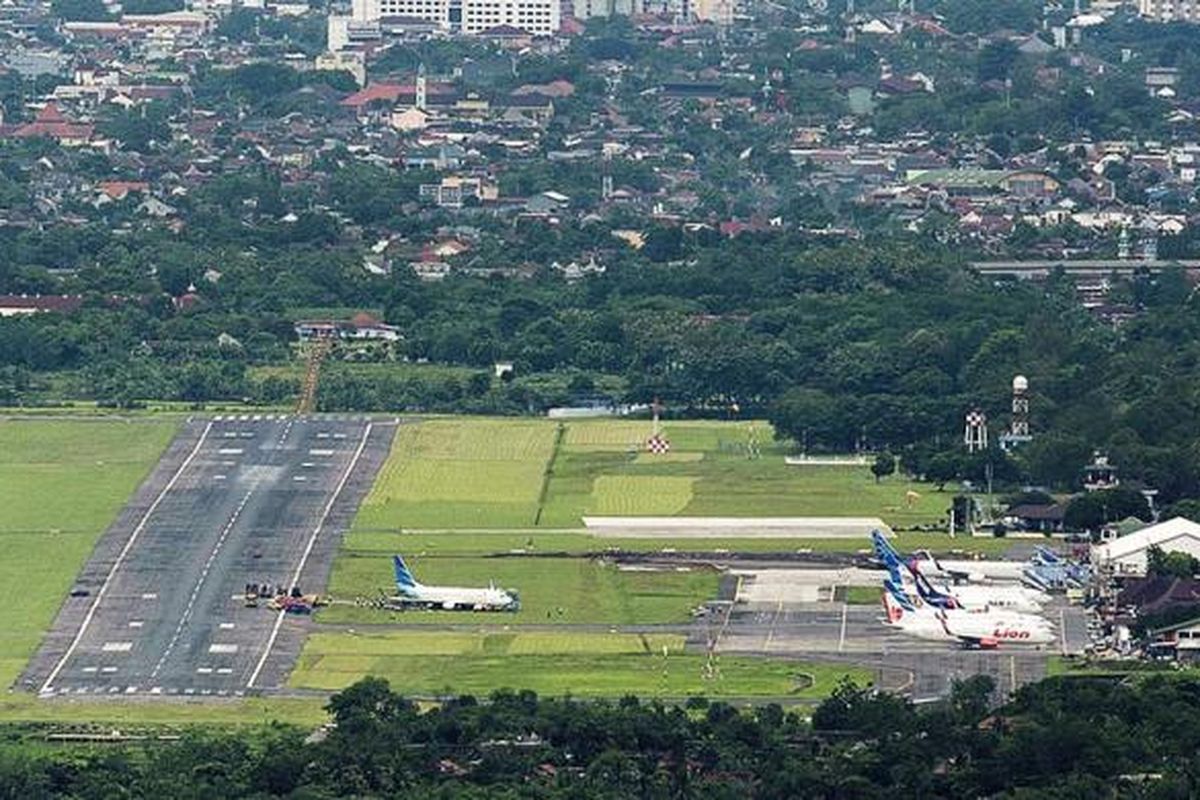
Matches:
[[1000, 375, 1032, 451]]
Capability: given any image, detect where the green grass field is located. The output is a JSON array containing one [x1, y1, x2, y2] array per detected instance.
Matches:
[[0, 419, 177, 691], [0, 694, 328, 728], [353, 418, 948, 532], [320, 553, 719, 625], [290, 630, 870, 699], [354, 419, 559, 529]]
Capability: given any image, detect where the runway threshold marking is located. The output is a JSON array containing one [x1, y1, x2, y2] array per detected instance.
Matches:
[[247, 421, 374, 690], [40, 420, 215, 695], [150, 488, 255, 680]]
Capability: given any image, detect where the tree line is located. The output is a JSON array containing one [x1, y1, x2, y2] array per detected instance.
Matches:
[[5, 674, 1200, 798]]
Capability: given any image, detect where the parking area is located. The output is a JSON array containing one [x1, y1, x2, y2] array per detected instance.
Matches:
[[687, 563, 1091, 699]]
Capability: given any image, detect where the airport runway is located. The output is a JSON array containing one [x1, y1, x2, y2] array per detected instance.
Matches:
[[24, 414, 395, 699]]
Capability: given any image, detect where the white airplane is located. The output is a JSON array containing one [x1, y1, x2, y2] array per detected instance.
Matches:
[[908, 549, 1026, 583], [871, 532, 1048, 612], [386, 555, 519, 612], [882, 579, 1055, 649]]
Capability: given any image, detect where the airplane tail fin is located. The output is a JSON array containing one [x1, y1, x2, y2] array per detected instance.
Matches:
[[393, 555, 420, 589], [883, 577, 915, 613], [1034, 545, 1060, 565], [871, 530, 905, 585], [911, 565, 959, 609]]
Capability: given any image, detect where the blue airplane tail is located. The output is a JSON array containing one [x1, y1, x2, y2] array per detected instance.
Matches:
[[911, 567, 958, 609], [871, 530, 905, 584], [1034, 545, 1060, 565], [393, 555, 419, 589], [884, 577, 915, 612]]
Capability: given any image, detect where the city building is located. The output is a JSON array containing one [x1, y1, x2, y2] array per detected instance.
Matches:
[[340, 0, 561, 36], [1137, 0, 1200, 22]]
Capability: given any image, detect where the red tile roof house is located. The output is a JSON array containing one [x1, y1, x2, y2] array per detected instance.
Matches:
[[0, 294, 84, 317], [1, 103, 95, 145]]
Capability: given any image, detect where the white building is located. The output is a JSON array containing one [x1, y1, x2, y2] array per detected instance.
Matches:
[[1137, 0, 1200, 22], [345, 0, 560, 35], [1093, 517, 1200, 577]]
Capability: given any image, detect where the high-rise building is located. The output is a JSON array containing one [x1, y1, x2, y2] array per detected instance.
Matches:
[[1137, 0, 1200, 22], [571, 0, 642, 19], [347, 0, 561, 34]]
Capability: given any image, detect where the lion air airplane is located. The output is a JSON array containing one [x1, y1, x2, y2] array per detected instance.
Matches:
[[881, 578, 1055, 649]]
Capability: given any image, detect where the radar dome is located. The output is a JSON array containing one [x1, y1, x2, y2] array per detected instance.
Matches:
[[1013, 375, 1029, 392]]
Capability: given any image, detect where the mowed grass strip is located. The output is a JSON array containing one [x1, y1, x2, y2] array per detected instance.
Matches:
[[320, 554, 719, 625], [0, 419, 177, 690], [589, 475, 695, 516], [541, 419, 944, 528], [303, 631, 685, 657], [356, 419, 557, 529], [290, 631, 869, 699]]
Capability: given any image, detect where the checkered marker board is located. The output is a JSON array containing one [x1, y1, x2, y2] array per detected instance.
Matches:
[[646, 434, 671, 454]]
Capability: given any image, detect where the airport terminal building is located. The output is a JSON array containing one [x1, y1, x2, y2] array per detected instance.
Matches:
[[1093, 517, 1200, 577]]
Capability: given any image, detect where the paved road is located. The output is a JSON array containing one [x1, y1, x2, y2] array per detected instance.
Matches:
[[26, 414, 395, 699]]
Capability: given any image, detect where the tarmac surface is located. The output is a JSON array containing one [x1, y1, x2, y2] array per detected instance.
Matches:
[[697, 590, 1089, 701], [24, 414, 395, 699]]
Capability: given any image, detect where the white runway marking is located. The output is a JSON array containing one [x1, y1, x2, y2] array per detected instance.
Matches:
[[316, 432, 330, 439], [293, 476, 307, 482], [128, 620, 143, 628], [218, 448, 243, 455], [217, 668, 233, 675], [219, 622, 236, 630], [141, 593, 157, 600], [209, 643, 238, 654], [102, 642, 132, 653], [82, 666, 97, 673], [309, 448, 334, 456], [196, 667, 213, 674], [276, 416, 297, 447], [150, 488, 255, 680], [150, 687, 162, 695], [248, 422, 374, 689], [40, 421, 215, 695], [101, 666, 117, 674], [214, 475, 227, 481]]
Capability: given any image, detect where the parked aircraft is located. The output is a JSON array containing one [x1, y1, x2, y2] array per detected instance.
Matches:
[[871, 531, 1048, 612], [382, 555, 520, 612], [907, 549, 1027, 583], [881, 579, 1055, 649]]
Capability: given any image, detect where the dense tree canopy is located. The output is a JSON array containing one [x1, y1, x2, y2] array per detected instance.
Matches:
[[7, 674, 1200, 797]]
